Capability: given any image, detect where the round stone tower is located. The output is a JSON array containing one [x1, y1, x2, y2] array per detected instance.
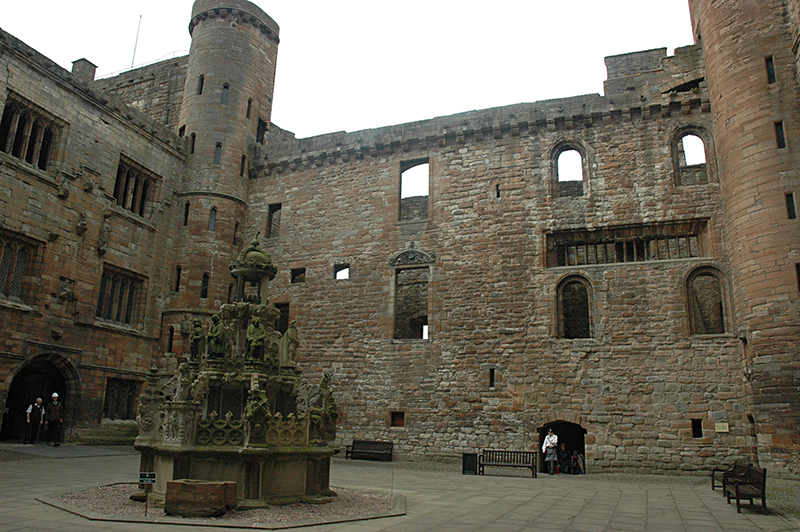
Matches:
[[168, 0, 279, 345], [688, 0, 800, 477]]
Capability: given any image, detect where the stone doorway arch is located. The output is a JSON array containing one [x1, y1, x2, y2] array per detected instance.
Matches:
[[538, 420, 587, 474], [0, 354, 81, 441]]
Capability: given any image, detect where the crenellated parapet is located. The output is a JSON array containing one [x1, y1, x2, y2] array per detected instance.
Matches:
[[188, 2, 280, 43]]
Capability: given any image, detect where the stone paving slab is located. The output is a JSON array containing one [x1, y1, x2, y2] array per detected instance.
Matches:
[[0, 446, 797, 532]]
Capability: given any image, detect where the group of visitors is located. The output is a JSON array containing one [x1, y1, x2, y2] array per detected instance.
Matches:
[[24, 392, 63, 446], [542, 428, 585, 475]]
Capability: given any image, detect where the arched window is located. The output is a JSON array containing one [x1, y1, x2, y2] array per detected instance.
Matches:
[[0, 100, 60, 171], [558, 276, 591, 338], [687, 267, 726, 335], [551, 142, 588, 198], [214, 143, 222, 165], [221, 84, 229, 105], [189, 133, 196, 154], [673, 128, 710, 185], [201, 273, 210, 299], [208, 207, 216, 231]]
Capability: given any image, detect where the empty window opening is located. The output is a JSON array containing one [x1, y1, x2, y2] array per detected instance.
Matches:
[[679, 134, 706, 165], [0, 99, 60, 171], [267, 203, 281, 238], [200, 273, 209, 299], [400, 160, 429, 220], [334, 264, 350, 280], [422, 324, 429, 339], [221, 84, 229, 105], [178, 125, 185, 137], [174, 266, 181, 292], [246, 98, 252, 119], [559, 278, 591, 339], [197, 75, 205, 95], [291, 268, 306, 284], [775, 121, 787, 149], [689, 271, 725, 334], [556, 149, 584, 197], [786, 193, 797, 219], [233, 223, 239, 246], [214, 143, 222, 165], [189, 133, 196, 154], [489, 368, 496, 388], [183, 201, 190, 226], [208, 207, 216, 231], [766, 56, 777, 84], [167, 326, 175, 353], [496, 184, 501, 198], [390, 411, 405, 428], [394, 267, 429, 339], [256, 119, 268, 144], [240, 154, 247, 177], [274, 302, 290, 334], [691, 419, 703, 439]]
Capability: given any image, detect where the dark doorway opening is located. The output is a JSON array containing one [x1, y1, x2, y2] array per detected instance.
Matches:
[[538, 420, 587, 474], [1, 357, 68, 441]]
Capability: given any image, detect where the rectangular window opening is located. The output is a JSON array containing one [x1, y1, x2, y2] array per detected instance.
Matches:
[[394, 267, 429, 339], [766, 56, 777, 84], [390, 411, 405, 428], [691, 419, 703, 439], [334, 263, 350, 280], [489, 368, 496, 388], [400, 159, 429, 221], [786, 193, 797, 219], [291, 268, 306, 284], [267, 203, 282, 238], [775, 121, 787, 149]]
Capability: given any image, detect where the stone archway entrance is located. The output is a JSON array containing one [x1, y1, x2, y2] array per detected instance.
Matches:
[[538, 420, 587, 474], [0, 355, 78, 441]]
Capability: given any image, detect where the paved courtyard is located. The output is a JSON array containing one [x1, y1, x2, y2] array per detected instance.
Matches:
[[0, 443, 797, 532]]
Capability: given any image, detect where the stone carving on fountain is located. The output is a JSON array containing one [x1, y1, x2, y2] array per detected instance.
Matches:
[[134, 234, 338, 507]]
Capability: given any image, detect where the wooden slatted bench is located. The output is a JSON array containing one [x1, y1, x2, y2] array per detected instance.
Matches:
[[724, 466, 767, 513], [345, 439, 393, 461], [478, 449, 537, 478], [711, 461, 749, 491]]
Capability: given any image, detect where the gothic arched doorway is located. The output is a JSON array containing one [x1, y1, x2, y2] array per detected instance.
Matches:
[[538, 420, 587, 474], [0, 355, 78, 441]]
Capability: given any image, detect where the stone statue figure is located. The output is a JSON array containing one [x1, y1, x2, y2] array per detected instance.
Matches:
[[246, 316, 267, 360], [279, 320, 299, 367], [207, 314, 227, 357], [189, 319, 205, 360], [309, 372, 338, 442]]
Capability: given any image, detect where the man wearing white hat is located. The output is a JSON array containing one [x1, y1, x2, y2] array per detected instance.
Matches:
[[45, 392, 63, 446]]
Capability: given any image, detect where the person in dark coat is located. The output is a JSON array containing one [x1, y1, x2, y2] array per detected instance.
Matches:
[[45, 393, 64, 446], [25, 397, 44, 444]]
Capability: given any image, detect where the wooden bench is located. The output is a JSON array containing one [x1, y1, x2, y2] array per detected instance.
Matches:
[[478, 449, 537, 478], [711, 461, 749, 491], [345, 439, 393, 461], [724, 466, 767, 513]]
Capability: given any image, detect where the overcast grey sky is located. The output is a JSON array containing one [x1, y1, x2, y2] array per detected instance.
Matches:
[[1, 2, 695, 139]]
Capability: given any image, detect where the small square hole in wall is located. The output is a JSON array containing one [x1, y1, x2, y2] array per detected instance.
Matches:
[[691, 419, 703, 438], [334, 263, 350, 280], [291, 268, 306, 284], [390, 411, 405, 428]]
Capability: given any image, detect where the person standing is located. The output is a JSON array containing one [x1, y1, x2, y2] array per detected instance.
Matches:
[[45, 393, 63, 446], [25, 397, 44, 444], [542, 428, 558, 475]]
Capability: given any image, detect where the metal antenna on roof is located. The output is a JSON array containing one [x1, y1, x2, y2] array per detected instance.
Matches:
[[131, 15, 142, 69]]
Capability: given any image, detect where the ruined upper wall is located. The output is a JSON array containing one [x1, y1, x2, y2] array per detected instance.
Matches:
[[94, 56, 189, 131], [604, 45, 705, 96]]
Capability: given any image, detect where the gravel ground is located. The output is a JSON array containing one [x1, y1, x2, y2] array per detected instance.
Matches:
[[57, 483, 395, 524]]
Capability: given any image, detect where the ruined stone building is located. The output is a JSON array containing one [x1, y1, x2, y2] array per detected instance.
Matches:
[[0, 0, 798, 477]]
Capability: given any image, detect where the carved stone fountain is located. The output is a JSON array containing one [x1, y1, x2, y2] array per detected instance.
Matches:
[[134, 234, 338, 508]]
